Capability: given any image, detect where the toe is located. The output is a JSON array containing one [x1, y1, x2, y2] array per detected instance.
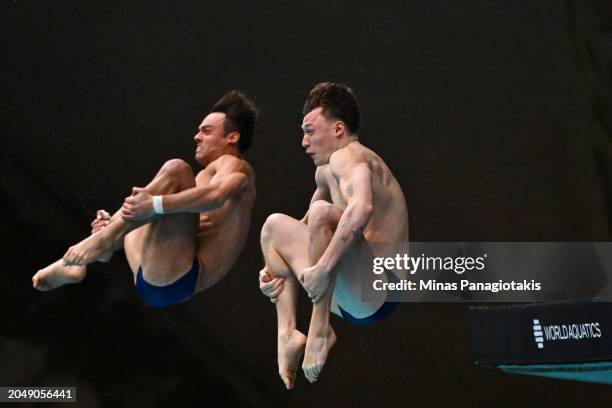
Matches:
[[280, 372, 295, 390]]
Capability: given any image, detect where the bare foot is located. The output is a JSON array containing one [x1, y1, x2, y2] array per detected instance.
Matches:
[[278, 329, 307, 390], [302, 325, 336, 383], [63, 234, 111, 266], [32, 259, 87, 291], [97, 249, 113, 263]]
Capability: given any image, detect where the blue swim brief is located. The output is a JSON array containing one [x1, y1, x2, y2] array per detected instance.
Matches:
[[338, 269, 399, 326], [135, 258, 199, 308]]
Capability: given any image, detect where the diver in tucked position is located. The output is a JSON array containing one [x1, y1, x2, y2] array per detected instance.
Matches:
[[258, 83, 409, 388], [33, 91, 257, 307]]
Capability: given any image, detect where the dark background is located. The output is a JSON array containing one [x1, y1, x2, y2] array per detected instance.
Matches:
[[2, 0, 612, 406]]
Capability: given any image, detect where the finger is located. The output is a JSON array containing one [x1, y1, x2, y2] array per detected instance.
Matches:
[[260, 281, 277, 294], [260, 281, 274, 294], [299, 273, 305, 283], [96, 209, 107, 220], [101, 210, 111, 219], [132, 187, 145, 195], [262, 281, 283, 297], [121, 211, 133, 220], [92, 222, 107, 233], [270, 297, 278, 304], [313, 293, 323, 303], [270, 278, 284, 290], [269, 284, 284, 298], [259, 270, 271, 283], [92, 218, 107, 228]]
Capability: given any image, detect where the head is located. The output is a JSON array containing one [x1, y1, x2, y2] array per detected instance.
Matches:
[[194, 90, 257, 165], [301, 82, 361, 166]]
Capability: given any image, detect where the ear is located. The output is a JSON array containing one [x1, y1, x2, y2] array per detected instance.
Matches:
[[226, 131, 240, 147], [334, 121, 346, 138]]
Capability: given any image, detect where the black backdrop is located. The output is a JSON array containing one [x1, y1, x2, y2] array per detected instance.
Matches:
[[2, 1, 612, 406]]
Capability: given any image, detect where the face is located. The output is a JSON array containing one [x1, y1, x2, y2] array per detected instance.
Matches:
[[194, 112, 228, 165], [301, 107, 339, 166]]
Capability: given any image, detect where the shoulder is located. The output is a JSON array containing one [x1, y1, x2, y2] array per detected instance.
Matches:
[[329, 142, 370, 177], [214, 155, 254, 176]]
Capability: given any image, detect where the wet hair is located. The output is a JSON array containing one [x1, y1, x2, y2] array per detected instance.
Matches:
[[210, 90, 258, 153], [303, 82, 360, 134]]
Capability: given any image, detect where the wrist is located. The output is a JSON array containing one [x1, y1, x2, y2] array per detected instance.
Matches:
[[316, 259, 334, 275], [152, 195, 165, 214]]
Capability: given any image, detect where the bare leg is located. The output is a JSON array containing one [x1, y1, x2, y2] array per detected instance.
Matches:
[[302, 201, 341, 383], [61, 159, 195, 268], [36, 160, 198, 293], [260, 214, 309, 390], [32, 260, 87, 291], [33, 213, 115, 291], [121, 159, 199, 283]]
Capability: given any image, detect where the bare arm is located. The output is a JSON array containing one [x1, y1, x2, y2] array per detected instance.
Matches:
[[162, 172, 247, 213], [300, 163, 373, 302], [121, 172, 247, 221], [315, 163, 373, 273]]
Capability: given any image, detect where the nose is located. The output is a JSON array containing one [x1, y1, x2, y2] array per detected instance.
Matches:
[[302, 133, 309, 149], [194, 132, 202, 142]]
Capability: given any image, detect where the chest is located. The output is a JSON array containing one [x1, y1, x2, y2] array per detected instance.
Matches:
[[196, 169, 225, 187]]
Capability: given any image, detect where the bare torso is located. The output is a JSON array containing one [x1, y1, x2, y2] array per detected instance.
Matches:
[[194, 155, 256, 291], [316, 141, 409, 247]]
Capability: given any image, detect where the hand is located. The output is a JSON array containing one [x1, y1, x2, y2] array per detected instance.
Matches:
[[120, 187, 154, 221], [299, 263, 331, 303], [90, 209, 111, 234], [259, 268, 285, 304]]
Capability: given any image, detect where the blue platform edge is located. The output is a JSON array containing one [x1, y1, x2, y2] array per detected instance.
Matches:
[[499, 362, 612, 384]]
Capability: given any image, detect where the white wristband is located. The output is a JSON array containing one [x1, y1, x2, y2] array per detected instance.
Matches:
[[152, 195, 165, 214]]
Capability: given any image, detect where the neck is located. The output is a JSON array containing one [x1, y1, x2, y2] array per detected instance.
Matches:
[[202, 148, 241, 167], [336, 135, 358, 150]]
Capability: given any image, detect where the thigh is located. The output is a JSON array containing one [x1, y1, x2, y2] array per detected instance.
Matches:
[[124, 227, 145, 277], [136, 212, 199, 285]]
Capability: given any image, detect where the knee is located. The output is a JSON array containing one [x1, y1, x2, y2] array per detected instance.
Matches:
[[308, 200, 336, 229], [261, 213, 283, 241], [160, 159, 192, 178]]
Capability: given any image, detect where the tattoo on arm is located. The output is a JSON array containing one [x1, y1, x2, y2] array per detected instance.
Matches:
[[339, 213, 351, 242]]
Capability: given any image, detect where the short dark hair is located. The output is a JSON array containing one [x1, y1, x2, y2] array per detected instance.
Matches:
[[303, 82, 360, 134], [210, 90, 258, 153]]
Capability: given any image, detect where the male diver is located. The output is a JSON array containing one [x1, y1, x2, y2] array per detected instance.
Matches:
[[258, 82, 409, 388], [33, 91, 257, 308]]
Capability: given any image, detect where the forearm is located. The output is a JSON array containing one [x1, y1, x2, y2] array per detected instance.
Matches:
[[316, 201, 372, 272], [158, 172, 247, 214], [160, 185, 222, 214]]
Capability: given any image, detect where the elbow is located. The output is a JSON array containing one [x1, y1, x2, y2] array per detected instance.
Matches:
[[351, 200, 373, 231], [358, 201, 373, 221], [363, 202, 373, 218], [210, 189, 227, 209], [197, 189, 224, 212]]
